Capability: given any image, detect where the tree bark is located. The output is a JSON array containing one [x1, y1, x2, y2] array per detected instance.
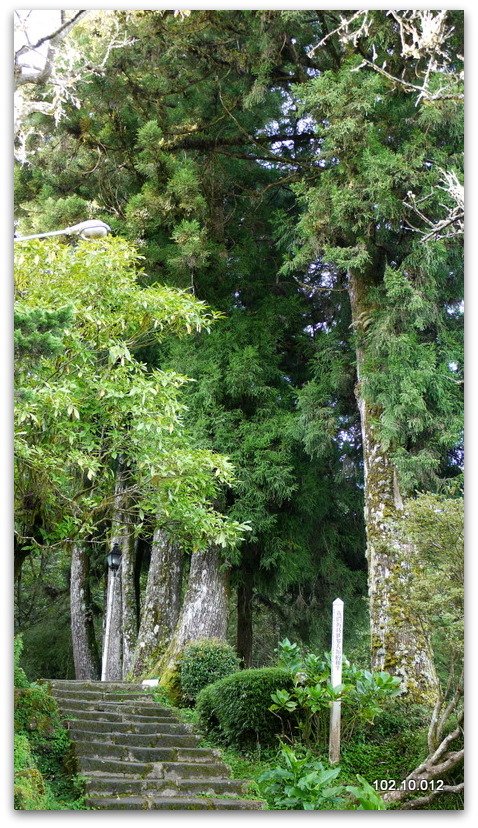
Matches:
[[348, 268, 438, 703], [100, 464, 139, 680], [130, 529, 183, 678], [158, 546, 229, 679], [14, 539, 30, 584], [70, 543, 100, 680], [134, 534, 148, 628], [237, 579, 253, 667]]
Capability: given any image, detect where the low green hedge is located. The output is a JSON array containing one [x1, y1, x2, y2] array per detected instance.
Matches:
[[196, 667, 297, 749], [180, 638, 240, 703]]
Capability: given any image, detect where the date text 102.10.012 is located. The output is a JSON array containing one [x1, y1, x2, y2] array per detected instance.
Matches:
[[373, 779, 444, 793]]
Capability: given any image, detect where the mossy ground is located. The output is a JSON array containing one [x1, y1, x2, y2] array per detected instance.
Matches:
[[14, 639, 88, 811]]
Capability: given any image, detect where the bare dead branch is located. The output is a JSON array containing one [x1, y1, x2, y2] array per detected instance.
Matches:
[[15, 10, 87, 63], [404, 782, 464, 810]]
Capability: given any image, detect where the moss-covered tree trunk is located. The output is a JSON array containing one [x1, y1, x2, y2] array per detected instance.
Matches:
[[130, 529, 183, 677], [348, 269, 438, 702], [158, 546, 229, 682], [70, 543, 100, 680]]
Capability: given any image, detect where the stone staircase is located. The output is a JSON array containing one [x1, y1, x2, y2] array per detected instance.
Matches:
[[48, 680, 264, 811]]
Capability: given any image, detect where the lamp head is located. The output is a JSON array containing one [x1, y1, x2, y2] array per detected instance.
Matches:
[[107, 543, 122, 572], [71, 219, 111, 239]]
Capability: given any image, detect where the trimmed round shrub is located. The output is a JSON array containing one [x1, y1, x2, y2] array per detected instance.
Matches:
[[180, 638, 240, 703], [196, 667, 297, 749]]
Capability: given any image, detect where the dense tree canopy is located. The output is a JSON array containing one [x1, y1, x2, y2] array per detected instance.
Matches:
[[14, 9, 462, 701]]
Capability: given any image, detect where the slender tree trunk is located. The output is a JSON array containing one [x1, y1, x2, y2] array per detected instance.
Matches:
[[348, 269, 438, 702], [237, 579, 253, 667], [130, 529, 183, 678], [134, 535, 148, 628], [14, 540, 30, 584], [70, 543, 100, 680], [158, 546, 229, 679]]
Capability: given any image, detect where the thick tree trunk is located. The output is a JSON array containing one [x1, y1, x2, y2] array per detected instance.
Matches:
[[70, 543, 100, 680], [237, 579, 253, 667], [158, 546, 229, 679], [348, 269, 438, 703], [130, 529, 183, 678]]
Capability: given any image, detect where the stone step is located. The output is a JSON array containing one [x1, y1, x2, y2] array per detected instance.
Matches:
[[86, 795, 264, 810], [58, 707, 176, 724], [69, 727, 195, 746], [68, 719, 181, 735], [78, 757, 168, 776], [78, 755, 230, 780], [49, 681, 143, 691], [52, 689, 155, 703], [159, 761, 232, 781], [54, 699, 171, 716], [86, 776, 248, 797], [74, 736, 201, 760], [68, 719, 192, 736]]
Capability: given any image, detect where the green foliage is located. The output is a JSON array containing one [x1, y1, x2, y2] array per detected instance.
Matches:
[[394, 492, 463, 683], [258, 744, 343, 810], [20, 608, 76, 681], [257, 743, 386, 810], [196, 668, 296, 749], [14, 635, 29, 688], [361, 256, 463, 493], [14, 237, 249, 557], [13, 636, 87, 810], [274, 12, 463, 494], [340, 700, 430, 789], [14, 767, 47, 811], [180, 638, 240, 703], [344, 776, 388, 810], [14, 733, 34, 771], [14, 305, 73, 360], [272, 640, 401, 747], [14, 684, 60, 743]]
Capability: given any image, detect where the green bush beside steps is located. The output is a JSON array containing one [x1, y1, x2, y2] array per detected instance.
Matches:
[[196, 667, 296, 749], [180, 638, 240, 703]]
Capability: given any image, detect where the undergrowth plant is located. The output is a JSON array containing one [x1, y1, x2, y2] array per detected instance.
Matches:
[[257, 743, 386, 810], [271, 639, 401, 747], [14, 635, 87, 810]]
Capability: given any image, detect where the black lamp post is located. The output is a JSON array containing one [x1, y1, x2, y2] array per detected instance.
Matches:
[[107, 543, 122, 573]]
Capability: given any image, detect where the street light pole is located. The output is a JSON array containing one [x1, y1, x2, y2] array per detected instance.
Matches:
[[101, 544, 122, 682], [14, 219, 111, 242]]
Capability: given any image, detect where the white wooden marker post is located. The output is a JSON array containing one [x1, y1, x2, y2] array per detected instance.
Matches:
[[328, 598, 344, 765]]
